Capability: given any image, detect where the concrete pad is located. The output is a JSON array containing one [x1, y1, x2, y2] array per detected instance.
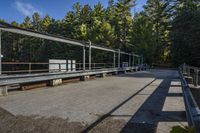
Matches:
[[49, 79, 62, 86], [0, 70, 187, 133], [156, 79, 187, 133], [0, 71, 154, 124], [0, 86, 8, 96]]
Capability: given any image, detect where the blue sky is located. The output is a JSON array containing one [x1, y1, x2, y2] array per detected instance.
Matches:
[[0, 0, 147, 23]]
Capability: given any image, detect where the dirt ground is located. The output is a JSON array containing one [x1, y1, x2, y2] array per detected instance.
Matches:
[[0, 107, 155, 133], [0, 107, 85, 133]]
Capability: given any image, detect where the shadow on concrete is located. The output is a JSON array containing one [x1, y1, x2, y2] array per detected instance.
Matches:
[[82, 71, 186, 133], [82, 79, 157, 133], [170, 85, 182, 87], [116, 70, 179, 80], [116, 72, 155, 78], [120, 77, 186, 133], [167, 93, 183, 97]]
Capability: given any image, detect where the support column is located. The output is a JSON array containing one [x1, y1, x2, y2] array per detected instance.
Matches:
[[89, 41, 91, 70], [80, 76, 90, 81], [138, 56, 140, 66], [83, 46, 86, 71], [141, 55, 143, 65], [138, 56, 140, 71], [141, 55, 143, 70], [132, 53, 135, 67], [183, 63, 186, 74], [118, 49, 120, 68], [0, 86, 8, 96], [100, 73, 106, 78], [113, 52, 116, 68], [194, 69, 199, 86], [48, 79, 62, 86], [0, 30, 1, 75], [129, 54, 131, 67]]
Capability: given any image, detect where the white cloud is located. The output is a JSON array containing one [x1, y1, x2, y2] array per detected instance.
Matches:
[[15, 1, 43, 16]]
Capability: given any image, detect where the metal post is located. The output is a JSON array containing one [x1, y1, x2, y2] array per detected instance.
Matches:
[[113, 52, 116, 68], [118, 49, 120, 68], [129, 54, 131, 67], [141, 55, 143, 65], [28, 63, 31, 74], [183, 63, 186, 74], [194, 69, 199, 86], [83, 46, 85, 71], [89, 41, 91, 70], [187, 66, 190, 76], [59, 63, 61, 72], [0, 30, 1, 75], [138, 56, 140, 66], [138, 56, 140, 71], [141, 55, 143, 70], [132, 53, 134, 67]]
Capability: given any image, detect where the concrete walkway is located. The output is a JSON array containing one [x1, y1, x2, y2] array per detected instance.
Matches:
[[0, 69, 187, 133]]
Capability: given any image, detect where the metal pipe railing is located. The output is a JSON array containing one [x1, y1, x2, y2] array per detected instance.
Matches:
[[1, 62, 119, 74], [179, 64, 200, 132], [0, 21, 143, 75], [181, 63, 200, 86]]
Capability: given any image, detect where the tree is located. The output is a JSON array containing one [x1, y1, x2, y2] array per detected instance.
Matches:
[[32, 12, 42, 31], [131, 12, 158, 64], [114, 0, 135, 50], [144, 0, 171, 63], [41, 15, 52, 32], [21, 16, 32, 29], [170, 0, 200, 66]]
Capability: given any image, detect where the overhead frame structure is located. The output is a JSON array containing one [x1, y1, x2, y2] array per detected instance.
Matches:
[[0, 21, 142, 74]]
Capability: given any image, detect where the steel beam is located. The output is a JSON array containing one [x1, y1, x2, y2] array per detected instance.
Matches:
[[83, 46, 86, 71], [138, 56, 140, 66], [120, 51, 130, 55], [132, 53, 135, 67], [0, 68, 134, 86], [113, 52, 116, 68], [141, 55, 143, 65], [118, 49, 121, 68], [0, 22, 144, 73], [0, 27, 84, 47], [89, 41, 91, 70], [0, 24, 138, 60], [90, 45, 115, 53]]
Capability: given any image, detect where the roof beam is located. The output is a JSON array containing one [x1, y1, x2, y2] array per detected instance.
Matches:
[[0, 22, 140, 57], [0, 27, 85, 47], [90, 45, 116, 52]]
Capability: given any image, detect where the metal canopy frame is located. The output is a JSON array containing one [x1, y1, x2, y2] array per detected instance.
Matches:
[[0, 21, 141, 74]]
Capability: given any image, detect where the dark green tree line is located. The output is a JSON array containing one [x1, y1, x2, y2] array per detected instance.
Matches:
[[1, 0, 199, 67]]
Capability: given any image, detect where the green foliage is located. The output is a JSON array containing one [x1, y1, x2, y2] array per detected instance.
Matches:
[[131, 12, 158, 63], [170, 125, 195, 133], [170, 0, 200, 67], [1, 0, 199, 66]]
